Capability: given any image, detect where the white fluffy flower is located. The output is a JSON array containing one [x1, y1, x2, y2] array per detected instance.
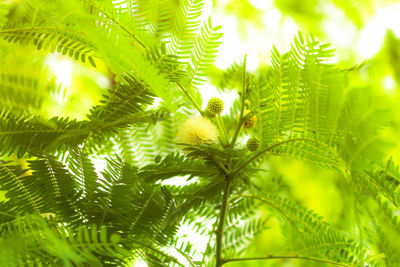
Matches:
[[176, 117, 218, 145]]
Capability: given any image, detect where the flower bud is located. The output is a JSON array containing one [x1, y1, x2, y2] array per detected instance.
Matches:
[[247, 137, 260, 151], [207, 97, 224, 115], [243, 110, 257, 129]]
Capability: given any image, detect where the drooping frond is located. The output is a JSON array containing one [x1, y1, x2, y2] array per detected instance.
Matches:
[[354, 158, 400, 236], [0, 113, 89, 157], [87, 74, 154, 123], [267, 138, 346, 171], [139, 153, 220, 182], [357, 158, 400, 207], [168, 0, 204, 57], [0, 160, 42, 220], [249, 194, 372, 266], [0, 63, 57, 114], [0, 27, 98, 67], [67, 148, 99, 199], [188, 17, 223, 89], [0, 155, 81, 224], [147, 0, 178, 41], [0, 80, 167, 157], [0, 152, 184, 265], [27, 155, 80, 221], [222, 217, 269, 257], [0, 214, 130, 266], [259, 34, 338, 149]]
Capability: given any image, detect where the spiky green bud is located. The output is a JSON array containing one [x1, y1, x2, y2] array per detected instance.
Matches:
[[207, 97, 224, 115], [247, 137, 260, 151]]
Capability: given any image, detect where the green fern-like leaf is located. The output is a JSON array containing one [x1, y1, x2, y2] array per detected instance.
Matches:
[[0, 27, 98, 67], [139, 153, 220, 182], [255, 33, 385, 170], [188, 17, 223, 88], [248, 194, 371, 266]]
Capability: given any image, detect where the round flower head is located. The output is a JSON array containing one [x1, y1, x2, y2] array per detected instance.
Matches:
[[207, 97, 224, 115], [176, 117, 219, 146], [247, 137, 260, 151]]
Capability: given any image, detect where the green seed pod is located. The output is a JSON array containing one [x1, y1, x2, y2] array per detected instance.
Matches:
[[247, 137, 260, 151], [207, 97, 224, 115]]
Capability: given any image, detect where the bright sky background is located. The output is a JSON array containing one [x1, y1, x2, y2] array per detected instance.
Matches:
[[45, 1, 400, 265]]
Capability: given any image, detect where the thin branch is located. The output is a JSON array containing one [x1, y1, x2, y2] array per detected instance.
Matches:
[[216, 176, 232, 267], [128, 239, 185, 267], [229, 117, 243, 148], [229, 55, 247, 147], [222, 255, 351, 266], [176, 81, 204, 115], [230, 138, 312, 176], [216, 115, 229, 146], [89, 2, 146, 49], [229, 111, 253, 148], [212, 156, 229, 174], [175, 247, 197, 267]]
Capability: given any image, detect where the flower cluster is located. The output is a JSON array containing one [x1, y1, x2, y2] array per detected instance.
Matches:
[[176, 117, 219, 145]]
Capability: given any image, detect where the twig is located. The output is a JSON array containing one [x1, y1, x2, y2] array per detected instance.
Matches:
[[222, 255, 351, 266], [230, 138, 312, 176], [215, 115, 229, 146], [229, 55, 247, 147], [176, 81, 204, 115], [215, 176, 232, 267]]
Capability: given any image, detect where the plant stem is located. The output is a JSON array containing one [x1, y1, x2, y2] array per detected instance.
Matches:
[[222, 255, 351, 266], [215, 57, 247, 265], [201, 216, 219, 265], [230, 138, 311, 176], [215, 175, 232, 267], [176, 81, 204, 115], [216, 115, 229, 146], [212, 156, 229, 174], [229, 56, 247, 147], [229, 118, 243, 147], [92, 3, 146, 50]]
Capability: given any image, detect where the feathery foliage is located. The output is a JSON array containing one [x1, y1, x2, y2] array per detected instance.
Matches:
[[0, 0, 397, 266]]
